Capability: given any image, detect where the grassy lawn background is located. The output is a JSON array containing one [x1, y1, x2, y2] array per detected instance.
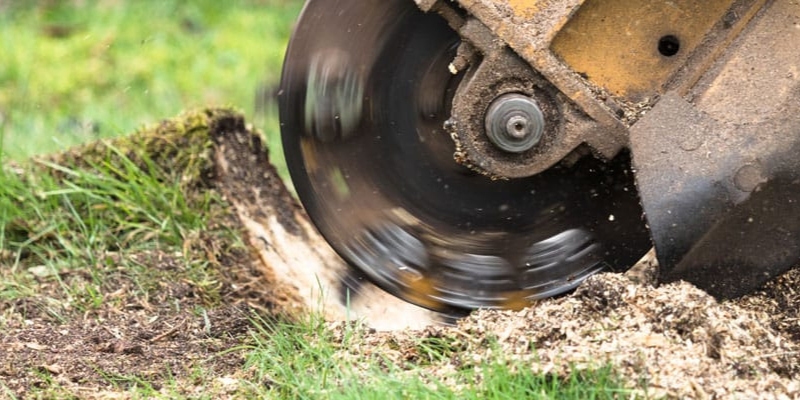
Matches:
[[0, 0, 300, 175]]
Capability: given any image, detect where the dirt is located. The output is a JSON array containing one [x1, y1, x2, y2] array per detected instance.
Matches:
[[1, 109, 798, 398], [0, 248, 276, 398]]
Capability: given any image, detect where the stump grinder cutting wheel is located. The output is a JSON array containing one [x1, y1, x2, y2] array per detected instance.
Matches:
[[279, 0, 800, 312]]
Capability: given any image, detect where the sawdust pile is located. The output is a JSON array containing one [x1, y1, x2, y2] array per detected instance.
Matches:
[[327, 269, 800, 399]]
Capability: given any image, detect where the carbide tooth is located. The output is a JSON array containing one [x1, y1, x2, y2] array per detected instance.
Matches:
[[500, 291, 531, 311], [401, 276, 444, 311]]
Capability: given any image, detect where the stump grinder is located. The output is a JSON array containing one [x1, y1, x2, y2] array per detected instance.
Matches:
[[278, 0, 800, 313]]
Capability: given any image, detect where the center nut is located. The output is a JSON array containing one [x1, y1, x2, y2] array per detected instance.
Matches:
[[484, 93, 545, 153]]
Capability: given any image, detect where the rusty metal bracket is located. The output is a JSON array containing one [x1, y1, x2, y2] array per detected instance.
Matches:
[[450, 0, 763, 126], [445, 21, 574, 178], [430, 11, 630, 178]]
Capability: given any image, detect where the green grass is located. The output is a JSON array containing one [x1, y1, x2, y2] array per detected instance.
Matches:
[[244, 315, 632, 399], [0, 0, 300, 175], [0, 120, 225, 313]]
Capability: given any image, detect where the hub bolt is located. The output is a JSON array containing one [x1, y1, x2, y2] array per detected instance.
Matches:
[[484, 93, 545, 153]]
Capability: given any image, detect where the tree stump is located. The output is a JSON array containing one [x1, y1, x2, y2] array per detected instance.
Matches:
[[209, 112, 441, 330]]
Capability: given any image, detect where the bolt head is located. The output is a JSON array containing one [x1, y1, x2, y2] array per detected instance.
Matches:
[[484, 93, 545, 153]]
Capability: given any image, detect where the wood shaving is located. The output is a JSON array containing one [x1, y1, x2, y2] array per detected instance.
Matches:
[[327, 270, 800, 399]]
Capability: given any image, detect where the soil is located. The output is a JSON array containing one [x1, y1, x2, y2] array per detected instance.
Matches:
[[0, 257, 255, 397], [1, 109, 798, 398]]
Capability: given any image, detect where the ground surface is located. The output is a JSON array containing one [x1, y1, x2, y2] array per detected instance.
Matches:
[[1, 110, 798, 399], [0, 110, 294, 398]]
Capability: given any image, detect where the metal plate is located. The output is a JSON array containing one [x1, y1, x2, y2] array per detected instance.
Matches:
[[279, 0, 651, 311]]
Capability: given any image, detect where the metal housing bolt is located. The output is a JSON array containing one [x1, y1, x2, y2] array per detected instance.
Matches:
[[484, 93, 545, 153]]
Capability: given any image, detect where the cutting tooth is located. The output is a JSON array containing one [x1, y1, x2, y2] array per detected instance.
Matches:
[[399, 275, 444, 311], [500, 291, 532, 311], [329, 168, 350, 200], [300, 138, 318, 172], [304, 49, 364, 142]]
